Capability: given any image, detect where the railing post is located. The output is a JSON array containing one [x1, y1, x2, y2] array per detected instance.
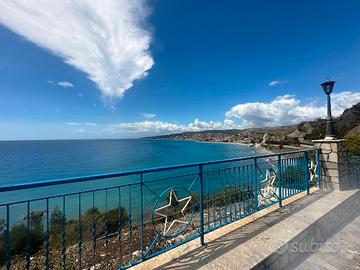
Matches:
[[278, 155, 282, 207], [6, 204, 10, 270], [304, 151, 310, 195], [45, 198, 49, 270], [78, 193, 82, 269], [26, 201, 30, 270], [140, 173, 145, 260], [254, 157, 259, 211], [316, 149, 321, 188], [199, 164, 205, 246], [61, 197, 66, 268]]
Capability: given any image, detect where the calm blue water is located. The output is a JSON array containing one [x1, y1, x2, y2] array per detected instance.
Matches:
[[0, 139, 257, 186], [0, 139, 260, 223]]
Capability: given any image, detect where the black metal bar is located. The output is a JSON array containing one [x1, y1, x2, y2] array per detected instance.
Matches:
[[326, 94, 335, 138]]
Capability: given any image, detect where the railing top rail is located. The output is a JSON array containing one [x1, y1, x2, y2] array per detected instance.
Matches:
[[0, 148, 317, 193]]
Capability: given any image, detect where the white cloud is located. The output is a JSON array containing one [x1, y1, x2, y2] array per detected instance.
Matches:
[[269, 80, 285, 87], [69, 91, 360, 136], [57, 81, 74, 88], [65, 122, 98, 126], [49, 80, 75, 88], [187, 118, 224, 131], [224, 119, 234, 127], [331, 91, 360, 115], [141, 113, 156, 119], [107, 118, 228, 134], [76, 128, 87, 134], [225, 91, 360, 128], [108, 121, 184, 134], [0, 0, 154, 98], [85, 122, 98, 126]]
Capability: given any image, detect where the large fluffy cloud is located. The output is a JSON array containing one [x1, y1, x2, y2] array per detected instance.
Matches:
[[0, 0, 154, 98], [331, 92, 360, 115], [226, 92, 360, 128]]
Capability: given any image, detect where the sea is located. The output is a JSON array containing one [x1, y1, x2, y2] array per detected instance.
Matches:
[[0, 139, 261, 223]]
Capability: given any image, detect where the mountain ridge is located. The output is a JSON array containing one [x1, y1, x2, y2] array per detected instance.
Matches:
[[149, 102, 360, 149]]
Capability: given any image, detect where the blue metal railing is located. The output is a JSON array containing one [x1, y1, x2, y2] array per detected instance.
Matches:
[[0, 149, 320, 269], [347, 156, 360, 187]]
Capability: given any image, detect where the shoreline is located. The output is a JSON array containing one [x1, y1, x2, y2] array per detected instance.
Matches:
[[158, 137, 276, 154], [152, 137, 314, 155]]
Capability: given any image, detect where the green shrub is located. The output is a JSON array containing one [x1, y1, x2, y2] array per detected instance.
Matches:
[[345, 135, 360, 156], [204, 187, 254, 208], [9, 212, 45, 257], [308, 152, 316, 161], [49, 206, 67, 247], [103, 207, 129, 234], [9, 224, 27, 255], [50, 206, 129, 246], [280, 165, 305, 187], [190, 193, 200, 211]]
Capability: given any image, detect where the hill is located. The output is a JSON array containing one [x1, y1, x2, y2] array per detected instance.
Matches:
[[150, 102, 360, 150]]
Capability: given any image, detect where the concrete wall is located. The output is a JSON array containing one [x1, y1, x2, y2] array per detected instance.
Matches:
[[255, 189, 360, 270]]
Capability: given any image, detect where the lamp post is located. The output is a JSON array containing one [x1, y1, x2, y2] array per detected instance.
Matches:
[[321, 79, 336, 140]]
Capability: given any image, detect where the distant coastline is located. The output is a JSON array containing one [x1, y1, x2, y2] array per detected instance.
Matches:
[[148, 102, 360, 154], [151, 137, 279, 155]]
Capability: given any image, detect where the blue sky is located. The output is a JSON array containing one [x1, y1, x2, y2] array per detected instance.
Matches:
[[0, 0, 360, 140]]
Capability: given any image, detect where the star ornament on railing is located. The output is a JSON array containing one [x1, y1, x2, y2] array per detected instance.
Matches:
[[154, 189, 192, 236]]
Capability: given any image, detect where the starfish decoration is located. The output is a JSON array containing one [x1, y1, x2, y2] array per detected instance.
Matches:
[[154, 189, 192, 236], [260, 169, 277, 198], [309, 160, 317, 182]]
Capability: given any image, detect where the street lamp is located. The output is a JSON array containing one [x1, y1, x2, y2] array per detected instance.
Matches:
[[321, 79, 336, 140]]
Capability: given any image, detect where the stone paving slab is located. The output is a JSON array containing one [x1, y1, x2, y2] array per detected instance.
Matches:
[[294, 211, 360, 270]]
